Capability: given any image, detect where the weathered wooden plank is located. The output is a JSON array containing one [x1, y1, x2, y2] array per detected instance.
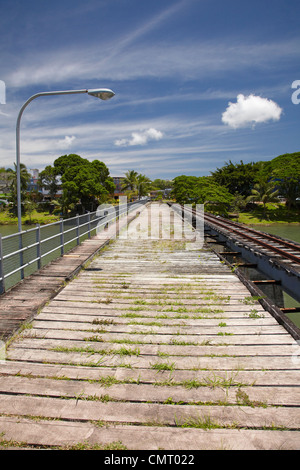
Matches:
[[19, 327, 294, 345], [35, 312, 277, 325], [6, 348, 300, 371], [0, 375, 300, 406], [41, 300, 272, 313], [1, 360, 300, 386], [10, 337, 300, 357], [0, 416, 299, 450], [60, 281, 252, 291], [0, 394, 299, 430], [27, 319, 289, 336], [52, 294, 263, 306]]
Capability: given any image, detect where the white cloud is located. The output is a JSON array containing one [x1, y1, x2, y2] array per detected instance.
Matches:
[[115, 128, 163, 147], [222, 94, 283, 129], [57, 135, 76, 148]]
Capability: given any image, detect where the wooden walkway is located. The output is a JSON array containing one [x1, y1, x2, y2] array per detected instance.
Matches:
[[0, 202, 300, 450]]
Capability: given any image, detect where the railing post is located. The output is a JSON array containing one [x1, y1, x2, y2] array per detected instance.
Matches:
[[104, 210, 109, 230], [60, 218, 64, 256], [19, 231, 24, 280], [0, 234, 5, 294], [76, 214, 80, 245], [87, 211, 91, 239], [36, 223, 41, 269]]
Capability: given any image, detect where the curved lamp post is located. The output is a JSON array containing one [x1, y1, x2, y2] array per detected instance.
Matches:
[[16, 88, 115, 232]]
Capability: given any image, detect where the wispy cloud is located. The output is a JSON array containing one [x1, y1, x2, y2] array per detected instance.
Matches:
[[0, 109, 9, 117], [4, 1, 194, 88], [107, 0, 190, 56], [6, 37, 300, 89]]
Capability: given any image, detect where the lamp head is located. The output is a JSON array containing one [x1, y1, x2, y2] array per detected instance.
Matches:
[[87, 88, 115, 100]]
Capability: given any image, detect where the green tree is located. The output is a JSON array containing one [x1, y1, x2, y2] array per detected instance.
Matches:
[[246, 179, 279, 218], [136, 174, 151, 199], [230, 192, 247, 213], [0, 167, 13, 194], [263, 152, 300, 210], [211, 160, 263, 196], [171, 175, 199, 204], [60, 158, 115, 213], [151, 179, 173, 190], [38, 165, 59, 199], [53, 154, 89, 176], [8, 163, 31, 214], [24, 198, 37, 224], [91, 160, 115, 195], [121, 170, 138, 192], [172, 175, 233, 215]]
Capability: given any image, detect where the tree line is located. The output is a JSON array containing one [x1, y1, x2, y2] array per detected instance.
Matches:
[[1, 151, 299, 220], [120, 170, 172, 200], [0, 154, 174, 218], [0, 155, 116, 217], [172, 152, 300, 217]]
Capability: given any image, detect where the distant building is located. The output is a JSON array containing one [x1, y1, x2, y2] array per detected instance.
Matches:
[[27, 169, 63, 200], [30, 169, 39, 179], [112, 176, 125, 200], [150, 188, 172, 200], [27, 168, 40, 192]]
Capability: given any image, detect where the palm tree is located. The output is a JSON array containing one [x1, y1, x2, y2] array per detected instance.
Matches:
[[136, 174, 151, 199], [121, 170, 138, 191], [246, 180, 279, 219], [9, 163, 31, 214]]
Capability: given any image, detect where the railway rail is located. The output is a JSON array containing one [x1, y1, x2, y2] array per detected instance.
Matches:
[[201, 211, 300, 267]]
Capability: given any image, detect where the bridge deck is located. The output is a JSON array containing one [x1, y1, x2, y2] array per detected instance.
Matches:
[[0, 202, 300, 450]]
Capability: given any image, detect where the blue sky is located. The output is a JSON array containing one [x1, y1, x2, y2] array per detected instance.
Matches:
[[0, 0, 299, 180]]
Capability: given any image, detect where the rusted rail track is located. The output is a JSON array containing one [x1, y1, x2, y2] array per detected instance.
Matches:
[[193, 209, 300, 266]]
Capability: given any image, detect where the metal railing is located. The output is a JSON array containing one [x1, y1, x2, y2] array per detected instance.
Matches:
[[0, 200, 146, 294]]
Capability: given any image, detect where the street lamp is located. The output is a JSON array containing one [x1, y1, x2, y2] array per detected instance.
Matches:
[[16, 88, 115, 232]]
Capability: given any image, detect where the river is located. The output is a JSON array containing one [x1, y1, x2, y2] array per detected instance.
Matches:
[[251, 223, 300, 244], [0, 224, 36, 237], [2, 222, 299, 243]]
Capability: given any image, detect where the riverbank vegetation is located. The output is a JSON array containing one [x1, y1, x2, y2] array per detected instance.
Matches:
[[0, 151, 299, 226], [0, 209, 60, 226], [0, 154, 175, 226], [0, 155, 116, 224], [172, 152, 300, 224], [237, 203, 300, 225]]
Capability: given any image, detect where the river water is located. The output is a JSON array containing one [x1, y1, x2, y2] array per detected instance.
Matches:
[[251, 224, 300, 244], [2, 222, 299, 240], [0, 224, 36, 237]]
